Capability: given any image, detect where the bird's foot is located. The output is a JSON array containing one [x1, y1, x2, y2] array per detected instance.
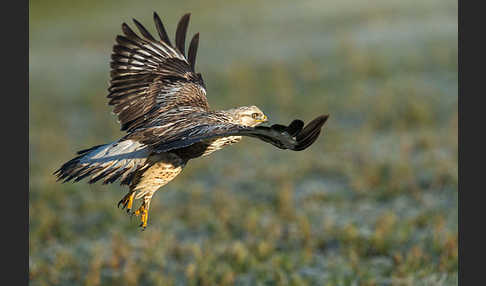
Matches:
[[117, 192, 135, 213], [133, 202, 149, 230]]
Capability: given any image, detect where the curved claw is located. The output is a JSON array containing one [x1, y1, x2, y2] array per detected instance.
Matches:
[[117, 197, 125, 208], [117, 192, 135, 213]]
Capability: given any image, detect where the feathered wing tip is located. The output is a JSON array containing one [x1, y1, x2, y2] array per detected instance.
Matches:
[[119, 12, 199, 72], [175, 13, 200, 71], [132, 18, 157, 42], [188, 33, 199, 71], [112, 12, 199, 76], [175, 13, 191, 56], [293, 115, 329, 151], [153, 12, 172, 46]]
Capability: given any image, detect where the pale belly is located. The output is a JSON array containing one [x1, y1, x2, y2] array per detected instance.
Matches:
[[132, 152, 185, 199]]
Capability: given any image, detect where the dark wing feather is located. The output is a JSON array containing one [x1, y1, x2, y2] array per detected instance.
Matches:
[[175, 14, 191, 55], [153, 12, 172, 46], [134, 114, 329, 153], [132, 18, 157, 42], [188, 33, 199, 71], [109, 13, 208, 132]]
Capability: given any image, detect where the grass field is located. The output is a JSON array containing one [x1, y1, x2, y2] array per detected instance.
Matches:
[[29, 0, 458, 285]]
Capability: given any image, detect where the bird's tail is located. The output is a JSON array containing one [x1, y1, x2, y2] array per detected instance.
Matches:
[[53, 139, 150, 185]]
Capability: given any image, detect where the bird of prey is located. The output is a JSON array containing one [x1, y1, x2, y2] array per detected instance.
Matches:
[[54, 12, 329, 229]]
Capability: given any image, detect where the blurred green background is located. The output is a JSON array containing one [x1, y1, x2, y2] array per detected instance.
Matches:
[[29, 0, 458, 285]]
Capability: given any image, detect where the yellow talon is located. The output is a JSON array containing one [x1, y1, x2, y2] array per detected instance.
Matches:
[[126, 193, 134, 211], [133, 203, 149, 229], [117, 192, 136, 212]]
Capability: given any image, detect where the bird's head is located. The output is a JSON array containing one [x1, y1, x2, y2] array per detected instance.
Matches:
[[228, 105, 268, 127]]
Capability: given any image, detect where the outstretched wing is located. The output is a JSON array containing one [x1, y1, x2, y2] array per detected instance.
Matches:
[[132, 114, 329, 153], [109, 12, 208, 132], [240, 115, 329, 151]]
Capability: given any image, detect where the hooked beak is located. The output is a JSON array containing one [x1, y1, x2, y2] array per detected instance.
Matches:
[[257, 115, 268, 123]]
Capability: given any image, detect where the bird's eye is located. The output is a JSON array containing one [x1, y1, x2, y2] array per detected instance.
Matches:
[[251, 113, 259, 119]]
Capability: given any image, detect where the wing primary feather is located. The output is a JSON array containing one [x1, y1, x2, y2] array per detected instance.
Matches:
[[73, 166, 98, 183], [295, 129, 320, 151], [121, 23, 144, 42], [132, 18, 157, 42], [296, 115, 328, 142], [175, 13, 191, 56], [293, 115, 329, 150], [153, 12, 172, 46], [188, 33, 199, 71]]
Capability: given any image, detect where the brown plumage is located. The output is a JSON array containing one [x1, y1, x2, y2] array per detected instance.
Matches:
[[54, 12, 329, 229]]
